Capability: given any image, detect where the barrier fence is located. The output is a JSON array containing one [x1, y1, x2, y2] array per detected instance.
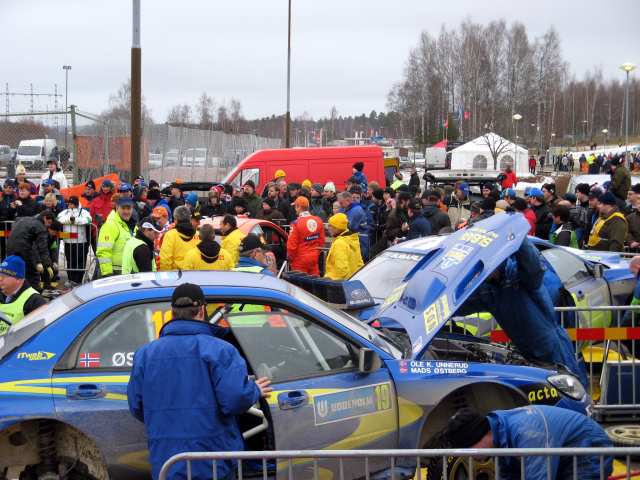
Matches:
[[0, 219, 97, 286], [158, 447, 640, 480]]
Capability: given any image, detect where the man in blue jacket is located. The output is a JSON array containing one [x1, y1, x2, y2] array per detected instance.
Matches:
[[127, 283, 272, 480], [458, 236, 588, 388], [443, 406, 612, 479], [351, 161, 368, 191], [338, 190, 369, 261]]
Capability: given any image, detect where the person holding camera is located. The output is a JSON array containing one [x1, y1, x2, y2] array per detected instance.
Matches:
[[57, 196, 92, 284]]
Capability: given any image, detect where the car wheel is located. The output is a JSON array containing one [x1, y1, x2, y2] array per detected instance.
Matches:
[[606, 424, 640, 447], [423, 455, 494, 480]]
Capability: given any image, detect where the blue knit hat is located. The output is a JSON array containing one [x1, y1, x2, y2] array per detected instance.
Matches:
[[185, 192, 198, 207], [0, 255, 25, 279], [458, 182, 470, 196], [528, 187, 544, 199], [502, 188, 516, 199]]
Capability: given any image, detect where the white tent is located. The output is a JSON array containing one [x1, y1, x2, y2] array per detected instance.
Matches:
[[450, 132, 529, 176]]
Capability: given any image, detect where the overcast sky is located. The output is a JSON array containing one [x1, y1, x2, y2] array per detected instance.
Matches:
[[2, 0, 638, 122]]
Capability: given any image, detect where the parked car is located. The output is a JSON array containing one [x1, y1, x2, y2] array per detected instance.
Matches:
[[0, 145, 11, 165], [16, 138, 57, 168], [0, 270, 588, 478]]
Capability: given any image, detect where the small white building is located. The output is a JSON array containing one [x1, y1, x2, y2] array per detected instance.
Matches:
[[450, 133, 529, 176]]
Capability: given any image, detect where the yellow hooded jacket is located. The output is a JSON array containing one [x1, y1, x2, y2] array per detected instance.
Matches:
[[159, 224, 199, 271], [221, 228, 246, 267], [324, 230, 364, 281]]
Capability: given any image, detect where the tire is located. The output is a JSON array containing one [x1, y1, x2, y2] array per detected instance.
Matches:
[[424, 456, 495, 480]]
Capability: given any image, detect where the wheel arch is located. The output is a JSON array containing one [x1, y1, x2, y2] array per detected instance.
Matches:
[[0, 418, 109, 479], [417, 381, 528, 448]]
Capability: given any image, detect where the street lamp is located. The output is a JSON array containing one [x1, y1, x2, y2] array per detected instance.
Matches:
[[620, 62, 636, 162], [602, 128, 608, 156], [512, 114, 522, 174], [62, 65, 71, 149]]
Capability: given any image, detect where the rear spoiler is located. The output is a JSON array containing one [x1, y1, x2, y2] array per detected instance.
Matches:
[[282, 272, 375, 310]]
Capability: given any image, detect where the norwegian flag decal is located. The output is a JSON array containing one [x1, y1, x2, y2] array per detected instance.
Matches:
[[79, 352, 101, 368]]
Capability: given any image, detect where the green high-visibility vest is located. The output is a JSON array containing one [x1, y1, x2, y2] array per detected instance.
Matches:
[[550, 227, 579, 249], [231, 265, 268, 315], [121, 237, 157, 274], [0, 286, 39, 336], [391, 179, 405, 191]]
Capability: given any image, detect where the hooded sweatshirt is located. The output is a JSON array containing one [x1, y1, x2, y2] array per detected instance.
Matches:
[[159, 221, 199, 271], [183, 240, 234, 271]]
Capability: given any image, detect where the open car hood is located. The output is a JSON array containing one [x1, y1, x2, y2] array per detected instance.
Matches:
[[373, 214, 530, 359]]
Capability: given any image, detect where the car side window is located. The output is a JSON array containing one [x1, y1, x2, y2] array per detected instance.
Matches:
[[75, 302, 170, 369], [541, 249, 590, 285], [224, 311, 357, 383]]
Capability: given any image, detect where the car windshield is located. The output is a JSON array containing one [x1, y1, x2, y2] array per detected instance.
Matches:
[[287, 283, 402, 358], [351, 251, 422, 300], [18, 146, 42, 156], [0, 292, 81, 360]]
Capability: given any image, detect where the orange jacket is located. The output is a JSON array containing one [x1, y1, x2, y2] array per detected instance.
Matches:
[[287, 212, 325, 264]]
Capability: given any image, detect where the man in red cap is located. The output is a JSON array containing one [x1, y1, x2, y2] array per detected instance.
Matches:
[[286, 196, 325, 275]]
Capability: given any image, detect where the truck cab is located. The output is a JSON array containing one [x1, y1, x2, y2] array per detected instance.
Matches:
[[16, 139, 57, 168]]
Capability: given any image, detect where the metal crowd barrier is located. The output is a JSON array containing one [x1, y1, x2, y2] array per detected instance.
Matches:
[[0, 219, 97, 286], [158, 447, 640, 480]]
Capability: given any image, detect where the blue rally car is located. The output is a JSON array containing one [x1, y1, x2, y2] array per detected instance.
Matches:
[[0, 220, 589, 479]]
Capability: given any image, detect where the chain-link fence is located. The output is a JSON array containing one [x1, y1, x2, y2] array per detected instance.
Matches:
[[1, 109, 281, 185]]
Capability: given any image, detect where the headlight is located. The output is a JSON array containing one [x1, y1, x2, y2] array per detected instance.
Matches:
[[547, 374, 586, 400]]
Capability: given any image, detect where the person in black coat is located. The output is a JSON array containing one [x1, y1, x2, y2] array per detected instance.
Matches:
[[6, 216, 53, 290], [15, 183, 40, 218], [422, 189, 451, 234]]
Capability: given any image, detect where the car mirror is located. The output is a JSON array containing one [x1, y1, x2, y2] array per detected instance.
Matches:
[[593, 263, 604, 279], [358, 348, 381, 374]]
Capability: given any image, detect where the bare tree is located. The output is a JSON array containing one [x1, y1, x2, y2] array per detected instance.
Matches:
[[167, 104, 192, 125], [196, 92, 214, 128], [229, 98, 243, 133], [480, 132, 512, 170]]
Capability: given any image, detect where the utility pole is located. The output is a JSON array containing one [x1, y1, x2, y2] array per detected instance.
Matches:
[[63, 65, 72, 149], [620, 63, 636, 164], [131, 0, 142, 180], [284, 0, 292, 148]]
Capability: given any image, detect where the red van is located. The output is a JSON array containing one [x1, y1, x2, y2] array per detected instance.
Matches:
[[222, 146, 388, 192]]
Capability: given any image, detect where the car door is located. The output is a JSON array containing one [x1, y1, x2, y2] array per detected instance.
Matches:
[[52, 300, 171, 476], [541, 248, 612, 328], [224, 309, 397, 478]]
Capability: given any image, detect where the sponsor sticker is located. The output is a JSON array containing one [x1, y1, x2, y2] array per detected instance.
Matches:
[[411, 335, 424, 354], [400, 360, 468, 376], [382, 284, 407, 308], [439, 243, 475, 270], [424, 294, 451, 334], [112, 352, 135, 367], [313, 383, 392, 425], [16, 351, 56, 361], [460, 227, 498, 247]]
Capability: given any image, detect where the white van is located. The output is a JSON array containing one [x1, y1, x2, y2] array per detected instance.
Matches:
[[16, 139, 57, 167]]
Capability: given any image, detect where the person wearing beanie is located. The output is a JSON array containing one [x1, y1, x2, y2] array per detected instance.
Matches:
[[287, 196, 325, 275], [39, 158, 68, 196], [572, 183, 592, 246], [469, 197, 495, 225], [308, 183, 327, 221], [57, 195, 93, 284], [159, 205, 200, 271], [0, 255, 46, 331], [257, 198, 285, 224], [220, 214, 246, 267], [324, 213, 363, 281], [528, 188, 552, 240], [12, 164, 37, 195], [242, 180, 262, 218], [183, 223, 234, 272], [447, 182, 471, 228], [441, 406, 612, 479], [14, 181, 40, 218], [586, 191, 628, 252], [481, 182, 499, 201], [200, 190, 226, 218], [322, 182, 337, 218], [146, 188, 172, 221], [405, 199, 431, 240], [6, 214, 55, 289], [541, 182, 558, 207], [90, 179, 115, 228], [82, 179, 99, 205], [351, 162, 368, 192], [0, 180, 17, 222], [626, 184, 640, 250], [549, 204, 579, 248], [421, 189, 451, 234]]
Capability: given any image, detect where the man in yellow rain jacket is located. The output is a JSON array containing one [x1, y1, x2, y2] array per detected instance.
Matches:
[[324, 213, 364, 281], [96, 197, 136, 276], [183, 224, 234, 271], [220, 215, 246, 267], [159, 206, 199, 271]]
